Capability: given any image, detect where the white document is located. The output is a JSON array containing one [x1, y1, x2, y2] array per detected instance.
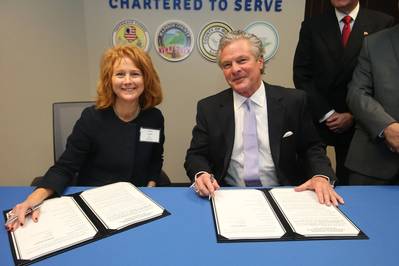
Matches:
[[270, 188, 360, 236], [212, 189, 286, 240], [12, 197, 97, 261], [80, 182, 164, 230], [9, 182, 165, 262]]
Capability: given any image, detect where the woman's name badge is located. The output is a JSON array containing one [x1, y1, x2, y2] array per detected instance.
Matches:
[[140, 128, 160, 143]]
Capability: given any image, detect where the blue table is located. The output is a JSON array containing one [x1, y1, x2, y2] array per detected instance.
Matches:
[[1, 186, 399, 266]]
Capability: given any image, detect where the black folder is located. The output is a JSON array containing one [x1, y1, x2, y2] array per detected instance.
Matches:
[[4, 184, 170, 266], [211, 188, 368, 243]]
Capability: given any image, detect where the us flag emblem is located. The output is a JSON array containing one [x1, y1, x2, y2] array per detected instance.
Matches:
[[124, 26, 137, 42], [112, 19, 150, 51]]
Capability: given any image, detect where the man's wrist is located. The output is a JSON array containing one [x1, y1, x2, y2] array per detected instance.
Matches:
[[383, 122, 398, 137], [312, 175, 335, 186], [191, 171, 215, 192], [191, 171, 214, 185], [194, 171, 210, 180]]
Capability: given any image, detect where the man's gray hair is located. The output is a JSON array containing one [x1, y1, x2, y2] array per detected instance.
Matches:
[[217, 30, 265, 74]]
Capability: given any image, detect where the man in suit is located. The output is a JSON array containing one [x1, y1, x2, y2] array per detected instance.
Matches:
[[185, 30, 344, 206], [293, 0, 394, 185], [346, 23, 399, 185]]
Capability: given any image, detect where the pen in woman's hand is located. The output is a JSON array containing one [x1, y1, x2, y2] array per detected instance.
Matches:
[[5, 203, 42, 226]]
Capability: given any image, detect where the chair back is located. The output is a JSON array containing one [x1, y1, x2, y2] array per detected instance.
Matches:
[[52, 101, 95, 162]]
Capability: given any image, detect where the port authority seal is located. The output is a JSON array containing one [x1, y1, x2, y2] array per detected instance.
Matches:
[[112, 19, 150, 52], [244, 21, 279, 61], [198, 21, 233, 63], [155, 20, 194, 62]]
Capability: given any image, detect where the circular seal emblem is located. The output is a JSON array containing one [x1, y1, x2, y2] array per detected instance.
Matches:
[[198, 21, 233, 63], [244, 21, 279, 61], [112, 19, 150, 52], [154, 20, 194, 62]]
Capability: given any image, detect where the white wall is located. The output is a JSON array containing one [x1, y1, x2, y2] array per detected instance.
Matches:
[[0, 0, 306, 185], [82, 0, 306, 183], [0, 0, 90, 185]]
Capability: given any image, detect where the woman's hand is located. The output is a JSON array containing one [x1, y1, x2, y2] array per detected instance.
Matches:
[[5, 188, 54, 231]]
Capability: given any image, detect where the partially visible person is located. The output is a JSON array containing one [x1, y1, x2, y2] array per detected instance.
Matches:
[[346, 23, 399, 185], [293, 0, 394, 185], [185, 30, 344, 206], [6, 45, 164, 231]]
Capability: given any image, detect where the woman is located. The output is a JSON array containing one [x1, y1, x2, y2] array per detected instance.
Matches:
[[6, 45, 164, 231]]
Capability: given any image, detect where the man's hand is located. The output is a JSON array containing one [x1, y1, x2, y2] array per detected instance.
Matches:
[[147, 180, 156, 187], [194, 173, 220, 198], [384, 122, 399, 153], [295, 176, 344, 206], [325, 112, 353, 133]]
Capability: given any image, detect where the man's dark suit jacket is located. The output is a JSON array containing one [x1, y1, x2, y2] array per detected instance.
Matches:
[[293, 7, 394, 145], [346, 25, 399, 179], [184, 83, 335, 186], [38, 106, 164, 196]]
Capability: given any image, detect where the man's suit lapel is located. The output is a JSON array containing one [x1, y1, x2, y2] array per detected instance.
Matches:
[[389, 25, 399, 67], [319, 10, 343, 62], [219, 84, 286, 175], [265, 83, 284, 167], [342, 8, 367, 66], [218, 90, 235, 174], [319, 8, 367, 85]]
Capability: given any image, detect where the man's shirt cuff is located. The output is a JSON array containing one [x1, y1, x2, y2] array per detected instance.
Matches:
[[319, 110, 335, 123]]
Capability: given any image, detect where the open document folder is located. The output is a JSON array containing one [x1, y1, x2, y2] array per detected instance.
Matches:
[[211, 188, 367, 242], [5, 182, 170, 266]]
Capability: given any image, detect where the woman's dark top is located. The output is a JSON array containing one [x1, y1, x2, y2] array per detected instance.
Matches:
[[38, 106, 164, 195]]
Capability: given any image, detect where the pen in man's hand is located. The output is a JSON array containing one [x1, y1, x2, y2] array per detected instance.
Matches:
[[208, 174, 216, 200]]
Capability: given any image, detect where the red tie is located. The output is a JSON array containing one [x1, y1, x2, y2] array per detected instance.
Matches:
[[341, 15, 352, 47]]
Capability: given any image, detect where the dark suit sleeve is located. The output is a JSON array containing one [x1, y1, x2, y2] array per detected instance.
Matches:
[[184, 101, 213, 182], [347, 37, 396, 139], [293, 20, 332, 121], [296, 91, 336, 182], [37, 108, 94, 195], [147, 111, 165, 184]]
